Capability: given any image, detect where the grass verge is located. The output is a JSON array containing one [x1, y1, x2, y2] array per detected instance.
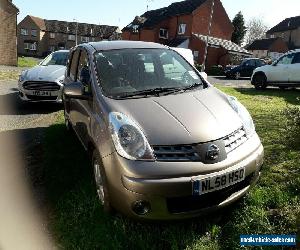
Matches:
[[0, 70, 20, 80], [18, 56, 38, 68], [43, 86, 300, 249]]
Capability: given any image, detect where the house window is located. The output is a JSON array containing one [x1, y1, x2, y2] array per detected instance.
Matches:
[[21, 28, 28, 36], [193, 51, 199, 61], [24, 42, 37, 51], [270, 34, 275, 38], [178, 24, 186, 35], [49, 46, 56, 52], [31, 29, 37, 37], [159, 28, 168, 39], [81, 36, 89, 43], [132, 25, 139, 33], [68, 35, 76, 41], [50, 33, 55, 39]]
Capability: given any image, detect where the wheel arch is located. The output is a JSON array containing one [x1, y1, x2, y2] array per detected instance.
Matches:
[[252, 71, 267, 83]]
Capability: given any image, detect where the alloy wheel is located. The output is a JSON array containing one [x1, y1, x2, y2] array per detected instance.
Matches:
[[234, 72, 241, 80]]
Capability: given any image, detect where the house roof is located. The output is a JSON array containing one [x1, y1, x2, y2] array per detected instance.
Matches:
[[26, 15, 120, 38], [267, 16, 300, 34], [246, 38, 279, 50], [167, 37, 188, 47], [123, 0, 206, 31], [193, 33, 252, 55], [7, 0, 19, 13]]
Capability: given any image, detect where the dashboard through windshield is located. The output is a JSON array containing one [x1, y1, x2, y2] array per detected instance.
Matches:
[[94, 48, 204, 98]]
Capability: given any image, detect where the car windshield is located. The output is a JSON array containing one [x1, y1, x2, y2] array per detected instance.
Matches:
[[94, 48, 204, 98], [41, 51, 69, 66]]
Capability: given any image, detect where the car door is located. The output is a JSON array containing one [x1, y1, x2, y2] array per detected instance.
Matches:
[[268, 53, 294, 83], [69, 48, 93, 148], [64, 48, 80, 120], [289, 52, 300, 83], [241, 60, 256, 77]]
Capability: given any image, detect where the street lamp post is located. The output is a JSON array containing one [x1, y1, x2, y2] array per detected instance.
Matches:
[[74, 19, 78, 46], [202, 0, 215, 72]]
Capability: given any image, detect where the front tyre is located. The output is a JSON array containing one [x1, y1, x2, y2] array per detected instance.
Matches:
[[92, 150, 113, 213], [253, 73, 267, 90]]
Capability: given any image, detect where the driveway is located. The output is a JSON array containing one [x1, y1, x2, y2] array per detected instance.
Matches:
[[0, 80, 60, 248], [208, 76, 252, 88]]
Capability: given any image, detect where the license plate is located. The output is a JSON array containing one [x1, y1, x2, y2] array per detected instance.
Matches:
[[30, 90, 52, 96], [192, 167, 245, 196]]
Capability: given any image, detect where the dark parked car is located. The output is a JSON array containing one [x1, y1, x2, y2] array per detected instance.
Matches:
[[224, 58, 266, 79]]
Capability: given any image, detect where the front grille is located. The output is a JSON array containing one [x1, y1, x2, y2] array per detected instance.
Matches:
[[153, 145, 201, 162], [166, 173, 254, 214], [223, 127, 248, 153], [153, 128, 248, 162], [26, 95, 57, 101], [23, 81, 60, 91]]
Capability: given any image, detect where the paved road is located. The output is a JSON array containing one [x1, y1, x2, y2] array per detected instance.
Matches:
[[208, 76, 252, 88], [0, 80, 61, 133], [0, 80, 57, 249]]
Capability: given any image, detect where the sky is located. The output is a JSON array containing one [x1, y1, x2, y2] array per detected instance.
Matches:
[[14, 0, 300, 29]]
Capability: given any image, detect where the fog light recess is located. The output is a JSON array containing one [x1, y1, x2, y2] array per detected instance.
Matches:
[[132, 200, 151, 215]]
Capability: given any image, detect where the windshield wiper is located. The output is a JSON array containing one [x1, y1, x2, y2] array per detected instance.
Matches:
[[116, 87, 183, 98], [180, 82, 203, 92]]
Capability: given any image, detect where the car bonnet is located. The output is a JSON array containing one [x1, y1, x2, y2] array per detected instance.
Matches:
[[103, 87, 242, 146]]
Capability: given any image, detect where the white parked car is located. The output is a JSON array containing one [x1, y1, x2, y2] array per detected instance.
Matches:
[[18, 50, 69, 102], [251, 49, 300, 90]]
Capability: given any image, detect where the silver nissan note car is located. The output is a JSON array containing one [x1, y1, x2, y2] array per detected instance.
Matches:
[[63, 41, 264, 220]]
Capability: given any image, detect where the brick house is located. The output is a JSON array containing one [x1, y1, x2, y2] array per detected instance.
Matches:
[[17, 15, 122, 57], [122, 0, 250, 69], [246, 38, 289, 60], [266, 16, 300, 50], [0, 0, 19, 66]]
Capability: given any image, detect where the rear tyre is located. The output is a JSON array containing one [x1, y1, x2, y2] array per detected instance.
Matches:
[[253, 74, 267, 90], [92, 150, 113, 213]]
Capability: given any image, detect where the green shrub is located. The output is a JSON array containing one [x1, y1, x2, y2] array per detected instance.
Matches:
[[195, 63, 204, 72], [206, 65, 224, 76], [283, 105, 300, 148]]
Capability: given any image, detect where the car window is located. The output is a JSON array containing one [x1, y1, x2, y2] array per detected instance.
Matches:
[[162, 54, 189, 81], [277, 54, 295, 65], [41, 51, 69, 66], [292, 53, 300, 64], [69, 49, 80, 81], [77, 50, 91, 88], [256, 60, 265, 67], [94, 48, 203, 97], [244, 60, 255, 67]]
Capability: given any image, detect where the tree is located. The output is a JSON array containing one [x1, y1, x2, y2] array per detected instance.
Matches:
[[244, 17, 269, 46], [231, 11, 246, 45]]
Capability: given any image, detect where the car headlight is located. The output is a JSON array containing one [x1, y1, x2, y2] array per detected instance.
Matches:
[[109, 112, 155, 161], [19, 75, 25, 82], [227, 96, 255, 137]]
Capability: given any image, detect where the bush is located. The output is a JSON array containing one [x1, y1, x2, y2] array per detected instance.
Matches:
[[283, 105, 300, 148], [206, 65, 224, 76], [195, 63, 204, 72]]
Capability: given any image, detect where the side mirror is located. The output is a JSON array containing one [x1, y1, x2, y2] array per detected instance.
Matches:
[[63, 82, 92, 100]]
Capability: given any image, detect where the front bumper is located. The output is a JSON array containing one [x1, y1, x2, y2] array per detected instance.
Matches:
[[18, 80, 63, 103], [102, 133, 264, 220]]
